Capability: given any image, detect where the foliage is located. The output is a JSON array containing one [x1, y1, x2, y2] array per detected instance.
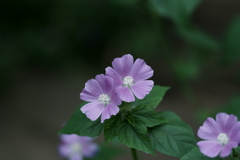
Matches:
[[59, 85, 226, 159]]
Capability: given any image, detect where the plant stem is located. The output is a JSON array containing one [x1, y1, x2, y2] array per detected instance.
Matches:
[[131, 148, 138, 160]]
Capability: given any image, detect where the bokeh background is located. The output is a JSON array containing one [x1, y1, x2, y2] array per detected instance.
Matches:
[[1, 0, 240, 159]]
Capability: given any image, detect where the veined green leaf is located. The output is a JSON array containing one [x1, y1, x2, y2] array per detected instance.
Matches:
[[118, 118, 155, 155], [58, 102, 104, 138], [132, 105, 167, 127], [104, 114, 122, 144], [133, 85, 170, 109], [149, 111, 196, 157]]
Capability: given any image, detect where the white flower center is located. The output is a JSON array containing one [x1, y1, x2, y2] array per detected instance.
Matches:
[[70, 142, 82, 154], [123, 76, 134, 86], [217, 133, 229, 145], [98, 94, 110, 105]]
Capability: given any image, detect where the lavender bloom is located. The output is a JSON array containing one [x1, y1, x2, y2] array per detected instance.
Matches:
[[80, 74, 121, 123], [59, 134, 98, 160], [106, 54, 154, 102], [197, 112, 240, 158]]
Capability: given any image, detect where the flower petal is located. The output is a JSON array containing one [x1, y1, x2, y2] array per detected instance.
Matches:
[[197, 141, 222, 158], [115, 87, 135, 102], [69, 154, 82, 160], [105, 67, 123, 86], [101, 103, 119, 123], [131, 80, 154, 99], [80, 102, 105, 121], [112, 54, 133, 77], [82, 143, 98, 158], [95, 74, 114, 95], [216, 113, 238, 133], [61, 134, 81, 143], [131, 58, 153, 82], [79, 136, 95, 144], [110, 91, 122, 106], [59, 144, 71, 157], [80, 89, 99, 102], [220, 142, 237, 157], [80, 79, 103, 102], [197, 117, 221, 140], [229, 121, 240, 142]]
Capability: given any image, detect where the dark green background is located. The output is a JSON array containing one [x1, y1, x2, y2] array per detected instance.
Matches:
[[0, 0, 240, 160]]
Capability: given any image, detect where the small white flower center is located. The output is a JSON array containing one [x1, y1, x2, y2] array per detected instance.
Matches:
[[217, 133, 229, 145], [98, 94, 110, 105], [70, 142, 82, 154], [123, 76, 134, 86]]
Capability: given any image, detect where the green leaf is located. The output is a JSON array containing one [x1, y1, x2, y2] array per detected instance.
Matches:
[[104, 114, 122, 144], [126, 114, 136, 127], [149, 0, 201, 27], [133, 85, 170, 109], [132, 105, 167, 127], [149, 111, 196, 158], [230, 147, 240, 159], [58, 102, 104, 138], [118, 118, 155, 155], [222, 16, 240, 66], [159, 110, 183, 122], [180, 147, 222, 160]]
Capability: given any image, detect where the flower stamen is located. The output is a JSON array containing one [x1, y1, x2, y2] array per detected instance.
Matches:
[[70, 142, 82, 154], [123, 76, 134, 87], [98, 94, 110, 105], [217, 133, 229, 145]]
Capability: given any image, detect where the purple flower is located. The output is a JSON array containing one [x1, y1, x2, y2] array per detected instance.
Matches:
[[58, 134, 98, 160], [80, 74, 121, 123], [106, 54, 154, 102], [197, 112, 240, 158]]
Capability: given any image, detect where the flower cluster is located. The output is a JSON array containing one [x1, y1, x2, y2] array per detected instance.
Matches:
[[197, 112, 240, 158], [80, 54, 154, 123], [58, 134, 98, 160]]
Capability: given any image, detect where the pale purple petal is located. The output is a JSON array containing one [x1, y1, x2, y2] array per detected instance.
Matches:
[[105, 67, 123, 86], [197, 112, 240, 158], [112, 54, 133, 77], [80, 79, 103, 102], [130, 58, 153, 82], [82, 143, 98, 157], [59, 135, 98, 160], [197, 141, 222, 158], [197, 118, 221, 140], [80, 90, 98, 103], [110, 91, 122, 106], [115, 87, 135, 102], [220, 141, 237, 157], [229, 123, 240, 143], [79, 137, 95, 143], [61, 134, 81, 143], [131, 80, 154, 99], [95, 74, 114, 95], [69, 154, 83, 160], [101, 103, 119, 123], [80, 102, 105, 121], [59, 144, 71, 157], [216, 113, 238, 133]]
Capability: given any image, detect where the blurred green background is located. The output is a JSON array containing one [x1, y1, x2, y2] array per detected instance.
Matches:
[[0, 0, 240, 160]]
